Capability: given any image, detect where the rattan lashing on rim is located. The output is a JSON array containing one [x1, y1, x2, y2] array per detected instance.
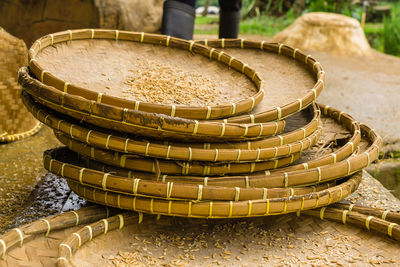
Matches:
[[28, 29, 264, 120]]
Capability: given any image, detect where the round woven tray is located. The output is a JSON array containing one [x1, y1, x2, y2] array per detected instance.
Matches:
[[22, 91, 316, 163], [28, 29, 264, 120], [0, 205, 399, 267], [43, 119, 378, 204], [52, 103, 320, 150], [52, 104, 360, 178], [54, 134, 302, 175], [65, 173, 361, 218], [45, 146, 327, 201], [19, 68, 284, 142], [196, 39, 325, 123]]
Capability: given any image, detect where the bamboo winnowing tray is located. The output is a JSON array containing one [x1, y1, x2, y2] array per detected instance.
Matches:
[[0, 204, 399, 267], [22, 91, 318, 163], [28, 29, 264, 120], [20, 67, 283, 142], [42, 121, 380, 217], [20, 31, 324, 142], [52, 105, 360, 178]]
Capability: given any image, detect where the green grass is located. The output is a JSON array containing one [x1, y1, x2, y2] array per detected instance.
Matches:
[[195, 4, 400, 57], [363, 3, 400, 56], [383, 3, 400, 56], [364, 23, 385, 52], [195, 14, 295, 36], [195, 16, 219, 25], [239, 15, 295, 36], [194, 15, 218, 35]]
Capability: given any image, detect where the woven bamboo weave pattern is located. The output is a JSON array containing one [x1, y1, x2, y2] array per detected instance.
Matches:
[[0, 28, 41, 142]]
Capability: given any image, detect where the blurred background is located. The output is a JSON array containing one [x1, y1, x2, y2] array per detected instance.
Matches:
[[195, 0, 400, 57]]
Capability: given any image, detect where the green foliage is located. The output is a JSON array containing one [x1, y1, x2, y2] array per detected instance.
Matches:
[[383, 4, 400, 56], [195, 0, 400, 57], [196, 0, 219, 8], [239, 9, 295, 36], [305, 0, 362, 20], [364, 23, 385, 52], [194, 11, 295, 36], [195, 16, 219, 25]]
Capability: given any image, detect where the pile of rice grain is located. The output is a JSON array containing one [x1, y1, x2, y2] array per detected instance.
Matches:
[[122, 60, 230, 106]]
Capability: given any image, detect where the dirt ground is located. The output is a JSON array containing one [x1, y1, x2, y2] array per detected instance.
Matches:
[[0, 34, 399, 266]]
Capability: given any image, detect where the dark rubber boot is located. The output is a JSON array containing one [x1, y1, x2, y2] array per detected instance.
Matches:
[[218, 10, 241, 38], [161, 0, 195, 40]]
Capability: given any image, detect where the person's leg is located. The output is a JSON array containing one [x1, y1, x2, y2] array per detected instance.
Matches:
[[161, 0, 196, 40], [218, 0, 242, 38]]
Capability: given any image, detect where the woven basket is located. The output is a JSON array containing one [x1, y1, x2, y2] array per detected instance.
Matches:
[[20, 68, 285, 142], [196, 39, 325, 123], [0, 28, 41, 143], [28, 29, 264, 120], [22, 91, 317, 163]]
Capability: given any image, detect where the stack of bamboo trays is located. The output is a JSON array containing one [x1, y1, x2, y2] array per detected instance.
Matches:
[[18, 29, 382, 219]]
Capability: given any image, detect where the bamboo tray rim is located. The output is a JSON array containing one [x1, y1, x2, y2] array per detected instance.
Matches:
[[0, 122, 42, 143], [54, 132, 304, 176], [44, 119, 378, 201], [44, 146, 349, 203], [42, 111, 380, 193], [53, 104, 362, 182], [50, 104, 320, 151], [19, 68, 286, 141], [23, 91, 319, 162], [66, 172, 361, 218]]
